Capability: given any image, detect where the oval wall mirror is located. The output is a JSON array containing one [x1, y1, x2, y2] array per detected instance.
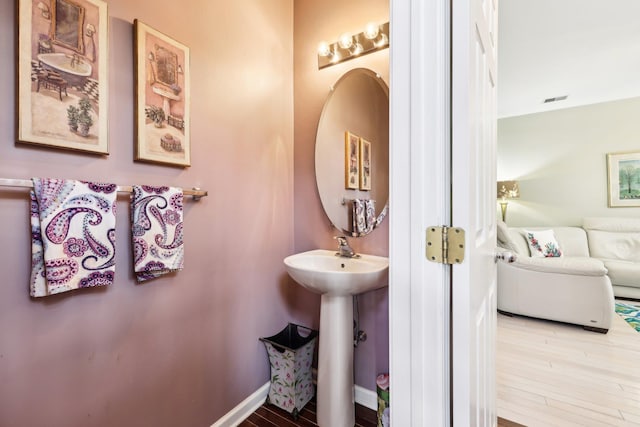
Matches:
[[315, 68, 389, 236]]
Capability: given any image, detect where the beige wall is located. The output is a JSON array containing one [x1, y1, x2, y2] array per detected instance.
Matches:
[[0, 1, 305, 426], [498, 97, 640, 227], [293, 0, 390, 391]]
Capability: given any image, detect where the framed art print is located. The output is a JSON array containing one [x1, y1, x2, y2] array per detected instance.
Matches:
[[17, 0, 109, 154], [345, 131, 359, 190], [359, 137, 372, 190], [134, 20, 191, 167], [607, 151, 640, 207]]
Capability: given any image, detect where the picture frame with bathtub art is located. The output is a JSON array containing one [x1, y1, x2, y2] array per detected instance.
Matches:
[[607, 151, 640, 207], [17, 0, 109, 154], [345, 131, 360, 190], [134, 20, 191, 167], [359, 137, 372, 191]]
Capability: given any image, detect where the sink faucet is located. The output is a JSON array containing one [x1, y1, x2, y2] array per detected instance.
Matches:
[[335, 236, 359, 258]]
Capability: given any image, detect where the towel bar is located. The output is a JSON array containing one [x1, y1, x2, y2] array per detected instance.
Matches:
[[341, 197, 376, 205], [0, 177, 208, 201]]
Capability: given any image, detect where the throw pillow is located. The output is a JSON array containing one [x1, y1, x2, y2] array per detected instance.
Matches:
[[523, 229, 563, 258]]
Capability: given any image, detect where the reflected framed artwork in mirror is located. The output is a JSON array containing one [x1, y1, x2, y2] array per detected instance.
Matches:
[[345, 131, 360, 189], [134, 20, 191, 167], [17, 0, 108, 154], [359, 138, 372, 191]]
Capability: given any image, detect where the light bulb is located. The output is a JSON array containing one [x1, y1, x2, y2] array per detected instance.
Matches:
[[338, 33, 353, 49], [364, 23, 379, 40], [317, 41, 331, 57]]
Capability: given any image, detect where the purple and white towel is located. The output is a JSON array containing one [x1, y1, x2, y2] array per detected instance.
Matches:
[[30, 178, 117, 297], [364, 199, 376, 233], [131, 185, 184, 282], [352, 199, 367, 235], [352, 199, 377, 236]]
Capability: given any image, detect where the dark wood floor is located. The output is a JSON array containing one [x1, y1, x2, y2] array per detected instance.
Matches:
[[237, 399, 525, 426], [238, 400, 377, 427]]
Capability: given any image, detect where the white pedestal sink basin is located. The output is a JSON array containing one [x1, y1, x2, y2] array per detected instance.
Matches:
[[284, 249, 389, 427]]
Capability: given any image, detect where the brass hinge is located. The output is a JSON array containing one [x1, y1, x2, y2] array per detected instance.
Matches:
[[426, 226, 466, 264]]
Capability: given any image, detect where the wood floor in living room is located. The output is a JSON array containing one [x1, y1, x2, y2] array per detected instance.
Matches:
[[497, 308, 640, 426]]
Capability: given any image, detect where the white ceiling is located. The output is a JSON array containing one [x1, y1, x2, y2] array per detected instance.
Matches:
[[498, 0, 640, 118]]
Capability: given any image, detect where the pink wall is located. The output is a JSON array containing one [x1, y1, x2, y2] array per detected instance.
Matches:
[[293, 0, 390, 391], [0, 0, 309, 426]]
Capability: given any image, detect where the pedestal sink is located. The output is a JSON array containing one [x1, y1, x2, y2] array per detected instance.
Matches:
[[284, 249, 389, 427]]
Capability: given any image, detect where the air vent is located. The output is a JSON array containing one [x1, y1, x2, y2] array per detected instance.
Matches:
[[543, 95, 568, 103]]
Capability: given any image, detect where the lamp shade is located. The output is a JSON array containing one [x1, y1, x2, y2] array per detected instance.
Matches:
[[497, 180, 520, 200]]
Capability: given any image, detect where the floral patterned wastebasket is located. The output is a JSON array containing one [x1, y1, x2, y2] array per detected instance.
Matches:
[[260, 323, 318, 419]]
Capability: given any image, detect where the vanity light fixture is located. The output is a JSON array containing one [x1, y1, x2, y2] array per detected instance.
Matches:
[[317, 21, 389, 69], [37, 2, 50, 19]]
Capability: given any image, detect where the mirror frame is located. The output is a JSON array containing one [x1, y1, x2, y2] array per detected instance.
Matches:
[[51, 0, 86, 54], [315, 68, 389, 236], [154, 44, 179, 87]]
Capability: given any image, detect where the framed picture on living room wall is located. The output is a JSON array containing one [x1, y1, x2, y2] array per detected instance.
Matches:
[[134, 20, 191, 167], [17, 0, 109, 154], [607, 151, 640, 207]]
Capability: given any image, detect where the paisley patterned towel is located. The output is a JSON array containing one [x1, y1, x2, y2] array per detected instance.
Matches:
[[352, 199, 376, 236], [30, 178, 117, 297], [364, 199, 376, 233], [352, 199, 367, 235], [131, 185, 184, 282]]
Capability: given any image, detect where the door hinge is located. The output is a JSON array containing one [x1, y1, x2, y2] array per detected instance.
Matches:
[[426, 226, 466, 264]]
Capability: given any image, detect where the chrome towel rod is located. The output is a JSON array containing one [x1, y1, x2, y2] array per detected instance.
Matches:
[[0, 177, 208, 201]]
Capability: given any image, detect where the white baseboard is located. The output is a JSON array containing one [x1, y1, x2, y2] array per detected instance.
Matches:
[[211, 382, 269, 427], [211, 383, 378, 426], [355, 385, 378, 411]]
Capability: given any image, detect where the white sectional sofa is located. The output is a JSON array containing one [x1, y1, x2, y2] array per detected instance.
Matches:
[[583, 217, 640, 299], [497, 221, 614, 332]]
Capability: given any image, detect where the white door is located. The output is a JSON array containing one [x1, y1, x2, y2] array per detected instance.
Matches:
[[389, 0, 451, 426], [389, 0, 498, 425], [451, 0, 498, 425]]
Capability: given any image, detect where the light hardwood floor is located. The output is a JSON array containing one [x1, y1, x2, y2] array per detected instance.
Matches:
[[497, 308, 640, 426]]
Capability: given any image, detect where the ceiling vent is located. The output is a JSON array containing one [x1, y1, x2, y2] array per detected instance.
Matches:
[[543, 95, 568, 103]]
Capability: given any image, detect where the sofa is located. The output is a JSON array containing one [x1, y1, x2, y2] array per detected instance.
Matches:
[[496, 221, 614, 332], [582, 217, 640, 299]]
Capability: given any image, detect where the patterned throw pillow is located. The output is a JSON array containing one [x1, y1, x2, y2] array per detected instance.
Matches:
[[523, 230, 563, 258]]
